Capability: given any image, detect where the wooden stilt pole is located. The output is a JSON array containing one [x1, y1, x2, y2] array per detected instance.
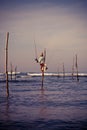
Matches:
[[5, 32, 9, 97], [15, 66, 17, 80], [72, 57, 74, 80], [63, 63, 65, 79], [10, 63, 13, 80], [57, 65, 59, 78], [41, 70, 44, 88], [41, 49, 46, 88], [75, 54, 79, 81]]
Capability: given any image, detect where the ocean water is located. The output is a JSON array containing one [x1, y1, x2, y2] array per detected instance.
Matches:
[[0, 72, 87, 130]]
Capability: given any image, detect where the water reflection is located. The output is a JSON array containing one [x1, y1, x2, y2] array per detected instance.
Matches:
[[39, 88, 47, 119], [0, 97, 10, 121], [6, 97, 10, 121]]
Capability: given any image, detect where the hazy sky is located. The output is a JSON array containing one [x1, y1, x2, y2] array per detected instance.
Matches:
[[0, 0, 87, 72]]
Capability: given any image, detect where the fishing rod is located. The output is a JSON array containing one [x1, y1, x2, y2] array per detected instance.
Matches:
[[44, 48, 46, 63], [34, 39, 38, 62]]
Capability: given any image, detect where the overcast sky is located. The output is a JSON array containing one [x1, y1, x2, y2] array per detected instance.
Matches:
[[0, 0, 87, 73]]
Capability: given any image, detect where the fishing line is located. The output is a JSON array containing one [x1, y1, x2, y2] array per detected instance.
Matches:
[[34, 39, 38, 59]]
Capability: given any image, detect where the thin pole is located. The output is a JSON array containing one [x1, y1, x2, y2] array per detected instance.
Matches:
[[63, 63, 65, 79], [34, 40, 38, 60], [41, 49, 46, 88], [41, 70, 44, 88], [10, 63, 13, 80], [15, 66, 17, 80], [5, 32, 9, 97], [72, 57, 74, 80], [75, 54, 79, 81], [57, 65, 60, 78]]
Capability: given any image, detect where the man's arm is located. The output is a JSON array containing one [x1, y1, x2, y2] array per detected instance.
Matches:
[[35, 58, 38, 63]]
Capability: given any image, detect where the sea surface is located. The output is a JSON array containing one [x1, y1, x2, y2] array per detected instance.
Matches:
[[0, 72, 87, 130]]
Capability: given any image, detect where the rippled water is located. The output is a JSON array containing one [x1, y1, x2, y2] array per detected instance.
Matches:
[[0, 74, 87, 130]]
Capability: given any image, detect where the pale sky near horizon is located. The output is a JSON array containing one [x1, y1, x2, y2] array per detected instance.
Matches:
[[0, 0, 87, 73]]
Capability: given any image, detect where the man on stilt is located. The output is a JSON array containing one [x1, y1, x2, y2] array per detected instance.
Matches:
[[35, 49, 48, 87], [35, 50, 48, 72]]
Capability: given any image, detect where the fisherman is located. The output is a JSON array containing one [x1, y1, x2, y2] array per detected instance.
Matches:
[[35, 52, 48, 72]]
